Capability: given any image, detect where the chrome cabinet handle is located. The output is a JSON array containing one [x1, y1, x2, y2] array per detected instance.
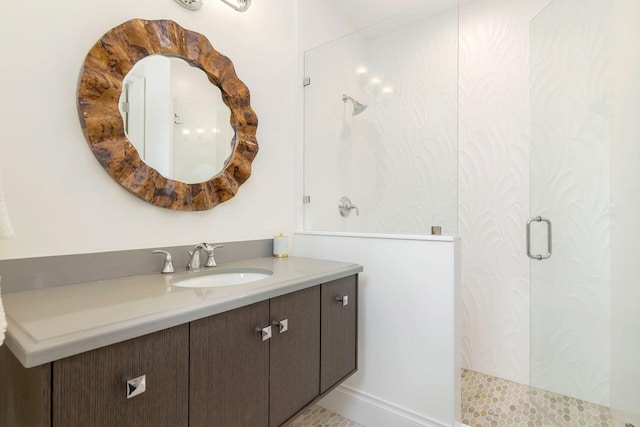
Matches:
[[256, 325, 272, 341], [336, 295, 349, 306], [526, 216, 552, 260], [126, 375, 146, 399], [273, 319, 289, 334]]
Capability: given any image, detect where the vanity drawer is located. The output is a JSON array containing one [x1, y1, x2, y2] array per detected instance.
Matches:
[[52, 325, 189, 427]]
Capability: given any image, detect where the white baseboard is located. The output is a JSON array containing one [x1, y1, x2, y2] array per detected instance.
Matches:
[[318, 385, 452, 427]]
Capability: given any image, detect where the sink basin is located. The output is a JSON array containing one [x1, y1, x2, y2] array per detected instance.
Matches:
[[171, 268, 273, 288]]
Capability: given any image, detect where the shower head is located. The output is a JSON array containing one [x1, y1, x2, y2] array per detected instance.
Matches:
[[342, 94, 368, 116]]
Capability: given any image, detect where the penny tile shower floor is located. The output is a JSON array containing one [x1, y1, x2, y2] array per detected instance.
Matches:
[[289, 404, 363, 427], [288, 369, 614, 427], [462, 369, 614, 427]]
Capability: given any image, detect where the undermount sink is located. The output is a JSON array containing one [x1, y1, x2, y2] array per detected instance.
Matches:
[[171, 268, 273, 288]]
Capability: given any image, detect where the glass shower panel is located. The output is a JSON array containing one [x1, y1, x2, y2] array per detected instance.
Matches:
[[303, 1, 458, 235], [529, 0, 612, 422]]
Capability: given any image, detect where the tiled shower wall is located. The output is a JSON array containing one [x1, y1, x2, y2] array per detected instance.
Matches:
[[458, 0, 546, 388], [529, 0, 611, 407]]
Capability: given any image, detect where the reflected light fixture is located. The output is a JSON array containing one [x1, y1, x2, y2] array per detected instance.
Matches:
[[220, 0, 251, 11]]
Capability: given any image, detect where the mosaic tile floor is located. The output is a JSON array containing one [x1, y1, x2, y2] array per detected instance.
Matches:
[[286, 370, 615, 427], [288, 404, 363, 427], [462, 369, 614, 427]]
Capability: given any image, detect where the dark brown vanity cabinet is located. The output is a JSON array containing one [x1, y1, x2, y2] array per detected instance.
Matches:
[[321, 275, 358, 393], [0, 275, 357, 427], [189, 286, 321, 427]]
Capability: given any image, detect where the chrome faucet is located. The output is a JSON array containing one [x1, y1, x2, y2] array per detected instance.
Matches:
[[187, 244, 205, 271], [201, 243, 224, 267], [152, 250, 175, 274]]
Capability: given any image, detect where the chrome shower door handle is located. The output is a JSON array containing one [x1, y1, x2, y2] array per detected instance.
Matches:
[[526, 216, 552, 260]]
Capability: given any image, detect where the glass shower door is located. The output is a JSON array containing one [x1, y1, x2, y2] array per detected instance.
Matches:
[[529, 0, 612, 423]]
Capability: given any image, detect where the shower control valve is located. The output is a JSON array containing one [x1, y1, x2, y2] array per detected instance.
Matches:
[[339, 197, 359, 218]]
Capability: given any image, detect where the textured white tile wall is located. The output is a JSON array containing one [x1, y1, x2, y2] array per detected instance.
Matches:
[[459, 0, 547, 386], [528, 0, 611, 407], [459, 0, 612, 407]]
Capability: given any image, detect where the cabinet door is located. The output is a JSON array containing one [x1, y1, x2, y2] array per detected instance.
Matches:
[[0, 346, 51, 427], [269, 286, 320, 427], [52, 324, 189, 427], [190, 301, 270, 427], [321, 275, 358, 393]]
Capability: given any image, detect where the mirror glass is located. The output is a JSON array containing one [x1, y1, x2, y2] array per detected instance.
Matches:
[[119, 55, 235, 184]]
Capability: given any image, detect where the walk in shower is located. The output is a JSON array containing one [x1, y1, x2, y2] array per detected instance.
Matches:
[[303, 0, 640, 426]]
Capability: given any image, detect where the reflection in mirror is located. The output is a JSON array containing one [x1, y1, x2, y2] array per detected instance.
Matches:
[[119, 55, 235, 184]]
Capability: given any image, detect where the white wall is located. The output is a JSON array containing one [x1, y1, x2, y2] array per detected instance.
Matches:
[[610, 0, 640, 424], [294, 233, 460, 427], [0, 0, 297, 260]]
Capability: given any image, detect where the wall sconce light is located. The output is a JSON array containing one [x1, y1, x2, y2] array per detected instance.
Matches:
[[174, 0, 251, 12], [175, 0, 203, 11], [220, 0, 251, 12]]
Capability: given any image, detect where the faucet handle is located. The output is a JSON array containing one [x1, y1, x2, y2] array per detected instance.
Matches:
[[338, 196, 360, 217], [203, 243, 224, 267], [152, 250, 175, 274]]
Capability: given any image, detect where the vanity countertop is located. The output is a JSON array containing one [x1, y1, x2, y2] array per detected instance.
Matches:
[[3, 256, 362, 368]]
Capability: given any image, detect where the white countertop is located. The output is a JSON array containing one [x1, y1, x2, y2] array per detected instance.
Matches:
[[3, 256, 362, 368]]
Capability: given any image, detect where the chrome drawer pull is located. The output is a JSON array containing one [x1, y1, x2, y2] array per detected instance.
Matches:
[[336, 295, 349, 306], [273, 319, 289, 334], [126, 375, 146, 399], [256, 325, 272, 341]]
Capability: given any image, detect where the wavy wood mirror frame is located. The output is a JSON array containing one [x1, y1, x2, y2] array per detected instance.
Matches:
[[77, 19, 258, 211]]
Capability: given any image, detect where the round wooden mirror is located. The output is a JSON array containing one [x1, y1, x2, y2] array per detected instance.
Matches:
[[77, 19, 258, 211]]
